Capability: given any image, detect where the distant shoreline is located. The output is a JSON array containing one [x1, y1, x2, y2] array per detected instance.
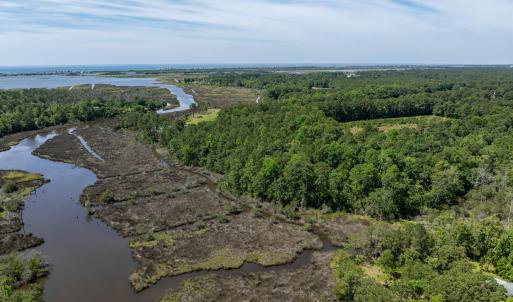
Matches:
[[0, 64, 512, 76]]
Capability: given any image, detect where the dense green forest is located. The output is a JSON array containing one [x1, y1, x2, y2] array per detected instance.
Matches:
[[332, 218, 510, 302], [5, 68, 513, 300], [129, 69, 513, 219], [0, 85, 167, 136], [115, 68, 513, 300]]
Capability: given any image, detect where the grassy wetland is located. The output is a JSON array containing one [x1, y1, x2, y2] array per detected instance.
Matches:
[[3, 68, 513, 301], [0, 169, 48, 300]]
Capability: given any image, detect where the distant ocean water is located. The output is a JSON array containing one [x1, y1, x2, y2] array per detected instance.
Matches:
[[0, 64, 177, 74], [0, 63, 340, 75], [1, 64, 510, 75]]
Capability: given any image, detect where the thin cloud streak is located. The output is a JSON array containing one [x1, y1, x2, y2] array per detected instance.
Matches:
[[0, 0, 512, 65]]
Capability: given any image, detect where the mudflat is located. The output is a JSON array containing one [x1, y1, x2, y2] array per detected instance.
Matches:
[[28, 122, 367, 301], [158, 251, 336, 302]]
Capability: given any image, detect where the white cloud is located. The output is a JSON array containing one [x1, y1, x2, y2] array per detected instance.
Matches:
[[0, 0, 512, 65]]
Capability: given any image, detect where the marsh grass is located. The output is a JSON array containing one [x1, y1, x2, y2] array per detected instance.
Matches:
[[2, 171, 43, 184], [186, 109, 221, 125]]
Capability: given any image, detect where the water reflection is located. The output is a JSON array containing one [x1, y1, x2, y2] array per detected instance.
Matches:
[[0, 75, 196, 114]]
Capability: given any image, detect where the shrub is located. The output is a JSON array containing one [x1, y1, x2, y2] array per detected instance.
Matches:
[[217, 213, 229, 223], [427, 262, 506, 302], [377, 249, 395, 272], [2, 182, 18, 193], [99, 190, 115, 203], [331, 250, 364, 301], [27, 253, 48, 281], [225, 203, 242, 215], [251, 205, 263, 218], [6, 257, 24, 282], [282, 203, 299, 220], [0, 277, 13, 301]]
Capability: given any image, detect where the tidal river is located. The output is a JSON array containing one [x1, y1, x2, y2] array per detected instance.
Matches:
[[0, 75, 335, 301], [0, 75, 195, 114], [0, 75, 197, 301], [0, 132, 214, 301], [3, 75, 510, 300], [0, 131, 335, 301], [0, 133, 137, 301]]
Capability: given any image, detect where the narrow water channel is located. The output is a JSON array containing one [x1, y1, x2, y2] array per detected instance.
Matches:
[[0, 131, 336, 302], [0, 75, 338, 301], [68, 128, 105, 161], [0, 133, 137, 302], [0, 75, 195, 115]]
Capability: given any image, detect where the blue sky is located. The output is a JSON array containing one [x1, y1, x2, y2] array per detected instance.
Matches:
[[0, 0, 512, 66]]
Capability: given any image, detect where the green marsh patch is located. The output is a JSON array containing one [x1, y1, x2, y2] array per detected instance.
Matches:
[[129, 213, 322, 291], [157, 252, 336, 302], [186, 109, 220, 125], [0, 171, 46, 255]]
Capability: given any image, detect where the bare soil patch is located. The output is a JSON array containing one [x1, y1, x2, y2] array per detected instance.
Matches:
[[31, 123, 347, 299], [81, 169, 205, 204], [34, 126, 162, 178], [94, 187, 226, 237]]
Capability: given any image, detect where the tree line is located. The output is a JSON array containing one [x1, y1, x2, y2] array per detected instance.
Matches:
[[121, 68, 513, 220], [0, 87, 166, 136]]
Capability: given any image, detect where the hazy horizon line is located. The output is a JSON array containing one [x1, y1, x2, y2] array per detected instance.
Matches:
[[1, 63, 513, 68]]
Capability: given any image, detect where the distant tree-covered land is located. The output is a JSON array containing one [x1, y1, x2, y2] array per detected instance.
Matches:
[[0, 85, 168, 136], [129, 68, 513, 218]]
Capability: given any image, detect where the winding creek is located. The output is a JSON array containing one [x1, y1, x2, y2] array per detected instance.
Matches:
[[0, 75, 194, 114], [2, 74, 511, 300], [0, 133, 136, 301], [68, 128, 105, 161], [0, 75, 337, 301], [0, 131, 335, 302]]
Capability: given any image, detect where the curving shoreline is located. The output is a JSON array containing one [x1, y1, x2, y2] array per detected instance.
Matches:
[[0, 75, 196, 115], [0, 127, 337, 302], [0, 75, 341, 302]]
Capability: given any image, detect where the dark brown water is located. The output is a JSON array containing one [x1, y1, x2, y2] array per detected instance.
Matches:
[[0, 133, 139, 301], [0, 133, 335, 302]]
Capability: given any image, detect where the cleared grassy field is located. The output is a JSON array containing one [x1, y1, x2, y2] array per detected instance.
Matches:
[[184, 85, 260, 109], [378, 123, 418, 133], [156, 74, 206, 84], [344, 115, 450, 135], [187, 109, 221, 125]]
